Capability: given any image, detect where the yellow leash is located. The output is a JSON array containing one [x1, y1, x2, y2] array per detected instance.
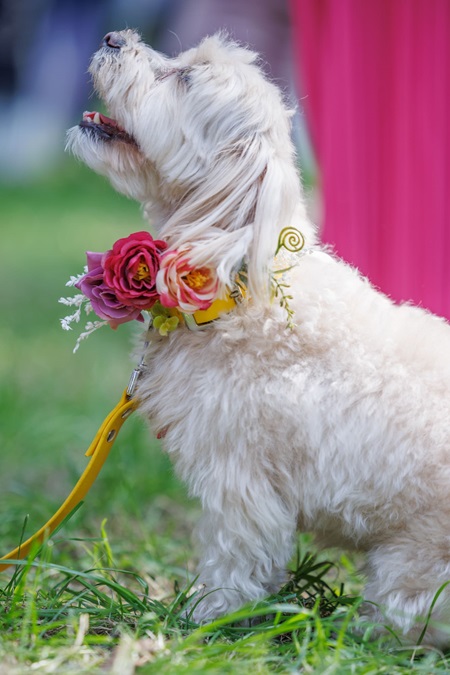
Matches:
[[0, 293, 244, 570], [0, 381, 139, 570], [0, 295, 240, 571]]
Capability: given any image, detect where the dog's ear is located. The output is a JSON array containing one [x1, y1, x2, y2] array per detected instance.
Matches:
[[159, 137, 312, 300], [247, 142, 310, 300]]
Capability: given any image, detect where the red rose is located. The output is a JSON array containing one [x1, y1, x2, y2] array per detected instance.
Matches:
[[102, 231, 167, 310]]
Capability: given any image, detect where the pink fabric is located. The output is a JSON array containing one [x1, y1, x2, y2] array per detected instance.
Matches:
[[290, 0, 450, 318]]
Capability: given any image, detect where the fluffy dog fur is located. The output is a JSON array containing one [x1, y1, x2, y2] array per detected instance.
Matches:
[[67, 30, 450, 646]]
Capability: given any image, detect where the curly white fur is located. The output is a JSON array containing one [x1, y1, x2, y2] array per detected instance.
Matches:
[[68, 30, 450, 646]]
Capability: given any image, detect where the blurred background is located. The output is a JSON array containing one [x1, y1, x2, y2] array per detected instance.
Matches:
[[0, 0, 449, 567]]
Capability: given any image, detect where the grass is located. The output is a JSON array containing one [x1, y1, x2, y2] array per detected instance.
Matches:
[[0, 162, 449, 673]]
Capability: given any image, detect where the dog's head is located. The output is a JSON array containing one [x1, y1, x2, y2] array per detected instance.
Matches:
[[67, 30, 313, 298]]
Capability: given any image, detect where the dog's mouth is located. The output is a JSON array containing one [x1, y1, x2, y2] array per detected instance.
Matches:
[[79, 111, 137, 147]]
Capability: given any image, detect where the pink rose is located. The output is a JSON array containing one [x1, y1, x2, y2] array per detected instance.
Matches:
[[76, 251, 144, 329], [103, 231, 167, 310], [156, 248, 219, 313]]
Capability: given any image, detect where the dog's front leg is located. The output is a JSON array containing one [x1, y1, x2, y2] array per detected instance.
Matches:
[[189, 486, 296, 623]]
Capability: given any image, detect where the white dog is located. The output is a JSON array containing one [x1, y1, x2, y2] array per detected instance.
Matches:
[[67, 30, 450, 646]]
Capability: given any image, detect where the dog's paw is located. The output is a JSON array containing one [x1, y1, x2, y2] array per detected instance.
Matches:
[[184, 585, 245, 625], [191, 593, 231, 624]]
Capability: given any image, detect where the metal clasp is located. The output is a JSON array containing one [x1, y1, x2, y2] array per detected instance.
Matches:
[[126, 322, 152, 398]]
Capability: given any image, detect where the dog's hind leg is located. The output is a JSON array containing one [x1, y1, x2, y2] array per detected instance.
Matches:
[[189, 482, 296, 623], [362, 529, 450, 648]]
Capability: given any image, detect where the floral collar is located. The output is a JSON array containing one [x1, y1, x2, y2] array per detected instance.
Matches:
[[60, 227, 305, 351]]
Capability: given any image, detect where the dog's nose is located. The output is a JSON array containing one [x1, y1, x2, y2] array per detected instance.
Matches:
[[102, 32, 126, 49]]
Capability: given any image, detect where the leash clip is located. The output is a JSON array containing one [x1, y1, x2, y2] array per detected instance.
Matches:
[[126, 321, 152, 398], [126, 366, 143, 398]]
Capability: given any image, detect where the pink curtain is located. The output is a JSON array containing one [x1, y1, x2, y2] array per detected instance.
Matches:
[[290, 0, 450, 318]]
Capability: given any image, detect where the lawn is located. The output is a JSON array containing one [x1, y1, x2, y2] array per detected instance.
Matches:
[[0, 163, 448, 673]]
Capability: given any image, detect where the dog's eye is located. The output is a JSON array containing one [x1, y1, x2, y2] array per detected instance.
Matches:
[[156, 67, 192, 85], [177, 68, 191, 85]]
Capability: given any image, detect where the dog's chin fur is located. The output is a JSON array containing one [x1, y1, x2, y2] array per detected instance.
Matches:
[[68, 29, 450, 646]]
